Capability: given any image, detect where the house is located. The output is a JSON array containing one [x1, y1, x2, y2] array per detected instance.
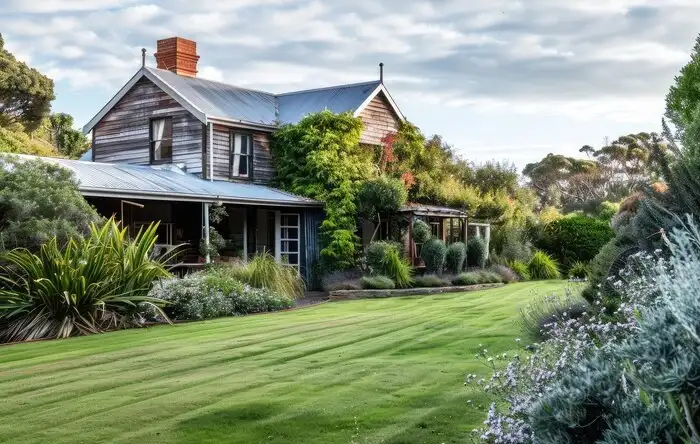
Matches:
[[77, 37, 405, 281]]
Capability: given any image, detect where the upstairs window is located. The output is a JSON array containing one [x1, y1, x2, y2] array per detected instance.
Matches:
[[230, 133, 252, 178], [150, 117, 173, 163]]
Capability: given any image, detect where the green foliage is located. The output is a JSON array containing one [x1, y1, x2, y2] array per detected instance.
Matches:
[[0, 156, 102, 251], [568, 261, 589, 279], [534, 215, 614, 272], [421, 238, 447, 275], [452, 271, 503, 286], [366, 241, 398, 273], [149, 271, 294, 321], [445, 242, 466, 274], [365, 241, 412, 288], [360, 275, 395, 289], [528, 250, 560, 280], [356, 175, 407, 222], [466, 236, 487, 268], [412, 274, 451, 288], [271, 111, 372, 269], [0, 126, 57, 156], [412, 219, 432, 244], [379, 248, 413, 288], [666, 33, 700, 135], [48, 113, 89, 158], [493, 225, 532, 263], [0, 34, 55, 132], [507, 260, 530, 281], [223, 253, 305, 299], [583, 234, 637, 304], [0, 219, 171, 342], [518, 292, 589, 341]]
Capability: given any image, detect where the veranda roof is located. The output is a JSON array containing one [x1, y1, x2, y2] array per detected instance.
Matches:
[[6, 155, 320, 208], [398, 203, 467, 218]]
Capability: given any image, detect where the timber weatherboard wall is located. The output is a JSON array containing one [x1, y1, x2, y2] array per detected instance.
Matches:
[[358, 92, 400, 146], [209, 125, 275, 184], [93, 77, 203, 173]]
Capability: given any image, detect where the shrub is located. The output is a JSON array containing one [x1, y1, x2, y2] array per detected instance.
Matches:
[[412, 274, 451, 288], [452, 271, 503, 286], [488, 264, 520, 283], [225, 253, 305, 299], [466, 237, 487, 268], [507, 260, 530, 281], [357, 175, 407, 230], [497, 226, 533, 263], [452, 273, 480, 286], [0, 156, 102, 252], [148, 277, 233, 320], [366, 241, 398, 273], [528, 250, 560, 280], [421, 238, 447, 274], [149, 272, 294, 320], [0, 219, 170, 342], [379, 248, 413, 288], [534, 215, 614, 272], [321, 270, 363, 292], [445, 242, 467, 274], [412, 219, 432, 244], [360, 275, 395, 289], [568, 261, 589, 279], [517, 292, 590, 341]]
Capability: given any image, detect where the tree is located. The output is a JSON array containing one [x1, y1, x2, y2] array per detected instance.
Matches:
[[0, 156, 102, 251], [666, 33, 700, 136], [0, 34, 55, 131], [49, 113, 89, 158]]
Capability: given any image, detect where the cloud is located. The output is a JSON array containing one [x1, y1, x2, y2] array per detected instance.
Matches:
[[1, 0, 697, 164]]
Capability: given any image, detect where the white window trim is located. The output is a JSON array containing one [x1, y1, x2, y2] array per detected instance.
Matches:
[[230, 132, 250, 178], [276, 212, 300, 270]]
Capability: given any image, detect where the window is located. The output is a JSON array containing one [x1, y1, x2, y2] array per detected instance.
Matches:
[[150, 117, 173, 163], [430, 220, 441, 239], [230, 133, 252, 177], [280, 213, 300, 269]]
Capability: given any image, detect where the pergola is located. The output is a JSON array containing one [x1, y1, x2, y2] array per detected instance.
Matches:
[[397, 203, 491, 266]]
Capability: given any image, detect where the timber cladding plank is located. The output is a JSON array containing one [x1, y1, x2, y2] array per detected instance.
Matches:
[[93, 77, 203, 173], [358, 92, 400, 146]]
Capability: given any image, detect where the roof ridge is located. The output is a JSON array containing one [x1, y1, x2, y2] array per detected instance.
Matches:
[[276, 80, 381, 97], [146, 67, 277, 97]]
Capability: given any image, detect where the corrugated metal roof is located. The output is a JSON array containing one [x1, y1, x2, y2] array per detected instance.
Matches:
[[9, 155, 319, 207], [277, 81, 381, 124], [79, 149, 92, 161], [147, 67, 278, 126], [399, 203, 466, 216]]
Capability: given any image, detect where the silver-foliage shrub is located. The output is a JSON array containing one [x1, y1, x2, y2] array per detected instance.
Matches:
[[468, 229, 667, 443]]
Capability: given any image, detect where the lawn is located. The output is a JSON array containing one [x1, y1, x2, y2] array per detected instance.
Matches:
[[0, 280, 567, 444]]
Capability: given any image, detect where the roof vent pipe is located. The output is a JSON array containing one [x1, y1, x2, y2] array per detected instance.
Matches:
[[141, 48, 146, 68], [379, 62, 384, 83]]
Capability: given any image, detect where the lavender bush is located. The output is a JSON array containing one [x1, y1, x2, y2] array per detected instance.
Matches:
[[467, 238, 668, 443]]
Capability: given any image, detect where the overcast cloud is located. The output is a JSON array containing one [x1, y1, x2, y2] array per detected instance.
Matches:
[[1, 0, 698, 167]]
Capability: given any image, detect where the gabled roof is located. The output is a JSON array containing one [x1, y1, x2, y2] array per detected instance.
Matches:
[[7, 155, 320, 207], [83, 67, 404, 133]]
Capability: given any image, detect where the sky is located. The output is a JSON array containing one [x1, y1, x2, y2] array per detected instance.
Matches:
[[1, 0, 698, 169]]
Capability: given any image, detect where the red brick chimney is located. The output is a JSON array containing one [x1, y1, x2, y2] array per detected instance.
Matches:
[[154, 37, 200, 77]]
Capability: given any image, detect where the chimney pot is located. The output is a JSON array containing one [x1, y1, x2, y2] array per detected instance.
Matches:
[[154, 37, 200, 77]]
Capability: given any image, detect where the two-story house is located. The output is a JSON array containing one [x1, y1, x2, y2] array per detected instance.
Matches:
[[58, 36, 404, 281]]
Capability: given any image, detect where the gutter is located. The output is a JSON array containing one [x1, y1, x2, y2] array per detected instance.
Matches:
[[78, 187, 323, 208]]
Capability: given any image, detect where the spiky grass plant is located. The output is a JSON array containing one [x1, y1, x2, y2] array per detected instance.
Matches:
[[0, 218, 171, 342], [226, 253, 305, 299], [528, 250, 560, 280]]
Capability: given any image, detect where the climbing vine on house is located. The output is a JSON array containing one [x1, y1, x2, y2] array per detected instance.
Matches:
[[271, 111, 373, 269]]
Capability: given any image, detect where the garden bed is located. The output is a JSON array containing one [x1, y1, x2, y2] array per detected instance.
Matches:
[[329, 282, 504, 300]]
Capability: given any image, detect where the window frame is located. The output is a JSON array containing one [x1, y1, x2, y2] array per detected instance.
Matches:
[[229, 131, 252, 178], [149, 117, 174, 164], [279, 213, 300, 270]]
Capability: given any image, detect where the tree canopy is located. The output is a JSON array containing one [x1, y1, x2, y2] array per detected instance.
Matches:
[[0, 34, 55, 132], [666, 34, 700, 136], [0, 156, 102, 251]]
